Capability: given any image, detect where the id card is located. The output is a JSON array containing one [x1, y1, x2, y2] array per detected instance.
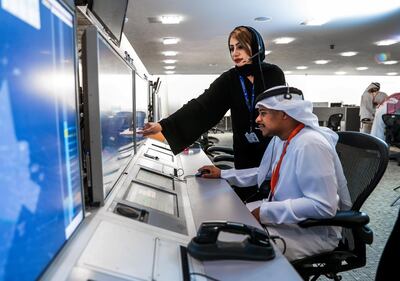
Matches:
[[245, 132, 260, 143]]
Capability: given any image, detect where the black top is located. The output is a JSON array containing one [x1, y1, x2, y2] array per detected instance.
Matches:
[[159, 62, 285, 169]]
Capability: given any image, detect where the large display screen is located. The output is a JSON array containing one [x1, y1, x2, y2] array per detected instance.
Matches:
[[0, 1, 83, 280], [135, 73, 148, 143], [97, 35, 134, 196], [136, 168, 174, 190], [125, 183, 177, 216]]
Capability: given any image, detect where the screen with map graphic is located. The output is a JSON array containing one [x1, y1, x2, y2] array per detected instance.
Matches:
[[0, 0, 83, 280]]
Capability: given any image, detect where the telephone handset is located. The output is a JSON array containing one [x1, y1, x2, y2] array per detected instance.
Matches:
[[187, 221, 275, 261]]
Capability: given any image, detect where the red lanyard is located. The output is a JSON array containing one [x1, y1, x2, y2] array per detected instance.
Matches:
[[269, 123, 305, 199]]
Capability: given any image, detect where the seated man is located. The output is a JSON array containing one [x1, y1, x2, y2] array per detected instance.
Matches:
[[371, 92, 400, 141], [199, 86, 351, 261]]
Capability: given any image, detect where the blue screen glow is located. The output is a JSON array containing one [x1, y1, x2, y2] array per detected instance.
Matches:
[[0, 1, 83, 280]]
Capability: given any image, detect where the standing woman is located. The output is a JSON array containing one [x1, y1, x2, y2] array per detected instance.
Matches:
[[141, 26, 285, 169]]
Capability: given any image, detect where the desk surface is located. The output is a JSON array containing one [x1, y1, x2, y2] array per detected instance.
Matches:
[[178, 150, 302, 281]]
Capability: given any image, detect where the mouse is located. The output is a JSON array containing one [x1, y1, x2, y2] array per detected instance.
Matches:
[[195, 169, 210, 177], [116, 205, 140, 219]]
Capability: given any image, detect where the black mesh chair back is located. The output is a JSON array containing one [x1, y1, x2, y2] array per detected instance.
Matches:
[[382, 114, 400, 147], [327, 113, 343, 131], [293, 132, 389, 281], [337, 132, 389, 211]]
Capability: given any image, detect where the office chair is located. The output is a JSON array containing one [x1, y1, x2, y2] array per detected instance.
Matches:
[[381, 114, 400, 205], [382, 114, 400, 164], [327, 113, 343, 131], [292, 132, 389, 281], [206, 145, 234, 170]]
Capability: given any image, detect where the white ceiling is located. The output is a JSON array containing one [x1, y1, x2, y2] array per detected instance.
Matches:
[[123, 0, 400, 76]]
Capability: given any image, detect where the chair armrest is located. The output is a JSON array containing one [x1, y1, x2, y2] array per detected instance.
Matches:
[[206, 146, 234, 155], [298, 211, 370, 228], [213, 154, 235, 162]]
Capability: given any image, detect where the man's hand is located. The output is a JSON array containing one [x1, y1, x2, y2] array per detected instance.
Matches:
[[138, 122, 162, 136], [197, 165, 221, 178], [251, 207, 261, 222]]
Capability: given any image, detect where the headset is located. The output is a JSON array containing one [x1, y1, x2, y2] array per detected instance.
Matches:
[[243, 26, 266, 62], [255, 86, 304, 104]]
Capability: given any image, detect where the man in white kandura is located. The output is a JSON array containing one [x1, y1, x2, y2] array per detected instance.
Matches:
[[199, 85, 351, 261]]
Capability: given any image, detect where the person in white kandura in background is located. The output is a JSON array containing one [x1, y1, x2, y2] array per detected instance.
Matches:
[[360, 82, 387, 134], [198, 85, 351, 261], [371, 92, 400, 141]]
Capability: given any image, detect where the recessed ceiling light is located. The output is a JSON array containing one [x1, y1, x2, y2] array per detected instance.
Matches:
[[160, 15, 182, 24], [340, 51, 358, 57], [300, 18, 330, 26], [356, 67, 369, 70], [284, 71, 292, 74], [163, 59, 177, 64], [382, 60, 398, 65], [335, 71, 347, 75], [208, 63, 218, 67], [375, 39, 399, 46], [274, 37, 295, 44], [165, 70, 175, 74], [387, 72, 398, 76], [254, 16, 271, 22], [265, 50, 272, 55], [314, 60, 330, 65], [162, 37, 180, 45], [162, 51, 178, 56], [296, 66, 308, 70], [164, 65, 176, 70]]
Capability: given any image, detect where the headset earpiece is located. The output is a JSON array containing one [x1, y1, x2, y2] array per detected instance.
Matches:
[[244, 26, 265, 61], [255, 87, 304, 104]]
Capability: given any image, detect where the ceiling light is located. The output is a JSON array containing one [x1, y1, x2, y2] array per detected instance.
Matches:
[[375, 39, 399, 46], [164, 66, 176, 70], [163, 59, 177, 64], [254, 16, 271, 22], [165, 71, 175, 74], [314, 60, 330, 64], [356, 67, 369, 70], [284, 71, 292, 74], [160, 15, 182, 24], [301, 0, 400, 20], [162, 37, 180, 45], [162, 51, 178, 56], [208, 63, 218, 67], [274, 37, 295, 44], [296, 66, 308, 70], [387, 72, 398, 76], [340, 51, 358, 57], [265, 50, 272, 55], [335, 71, 347, 75], [301, 18, 330, 26], [382, 60, 398, 65]]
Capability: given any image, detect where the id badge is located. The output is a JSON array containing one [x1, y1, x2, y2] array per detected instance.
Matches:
[[245, 132, 260, 143]]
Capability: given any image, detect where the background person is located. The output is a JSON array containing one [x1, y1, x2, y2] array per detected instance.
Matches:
[[140, 26, 285, 169], [360, 82, 387, 133], [371, 92, 400, 141]]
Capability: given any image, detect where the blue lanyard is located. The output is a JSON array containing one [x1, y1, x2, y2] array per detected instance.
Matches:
[[239, 76, 255, 131], [239, 76, 255, 112]]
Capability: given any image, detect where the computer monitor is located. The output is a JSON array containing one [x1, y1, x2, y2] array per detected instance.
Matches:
[[135, 73, 149, 144], [82, 26, 134, 205], [0, 1, 83, 280], [87, 0, 129, 46]]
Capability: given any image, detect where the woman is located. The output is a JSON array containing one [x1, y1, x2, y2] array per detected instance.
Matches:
[[141, 26, 285, 169]]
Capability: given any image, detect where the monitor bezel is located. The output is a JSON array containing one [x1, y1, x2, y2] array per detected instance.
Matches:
[[81, 25, 135, 206], [87, 0, 129, 47]]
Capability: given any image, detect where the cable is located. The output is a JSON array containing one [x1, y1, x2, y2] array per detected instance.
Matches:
[[270, 235, 287, 255], [190, 272, 221, 281]]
